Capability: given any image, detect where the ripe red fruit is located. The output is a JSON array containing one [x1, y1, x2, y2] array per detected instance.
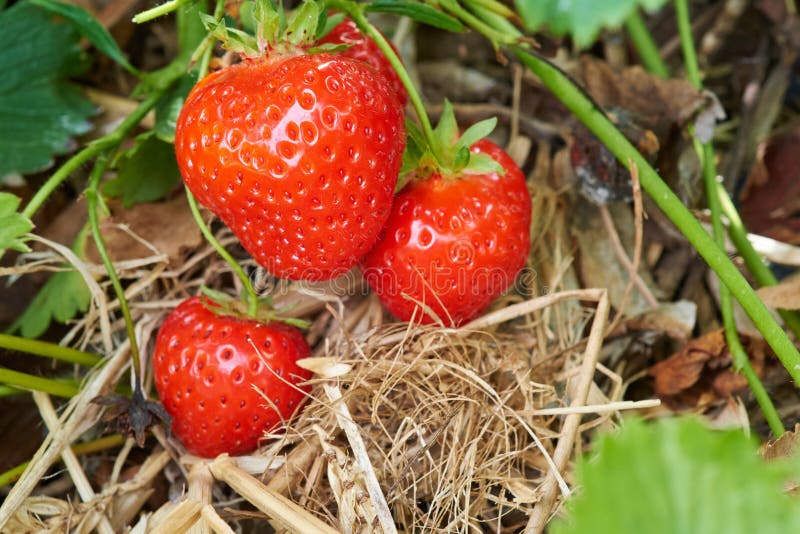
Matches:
[[362, 139, 531, 326], [152, 297, 312, 458], [175, 54, 406, 281], [319, 18, 408, 106]]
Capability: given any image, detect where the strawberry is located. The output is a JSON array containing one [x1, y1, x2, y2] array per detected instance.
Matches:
[[175, 50, 406, 281], [319, 17, 408, 106], [362, 134, 531, 326], [152, 297, 311, 458]]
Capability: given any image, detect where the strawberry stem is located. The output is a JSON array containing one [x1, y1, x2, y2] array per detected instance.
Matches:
[[325, 0, 438, 155], [132, 0, 194, 24], [676, 0, 784, 436], [185, 188, 260, 317], [0, 333, 101, 367], [85, 157, 143, 381], [0, 367, 79, 398]]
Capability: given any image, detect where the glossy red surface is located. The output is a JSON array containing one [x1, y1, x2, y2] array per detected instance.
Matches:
[[175, 54, 405, 280], [362, 140, 532, 326], [320, 18, 408, 106], [152, 297, 311, 458]]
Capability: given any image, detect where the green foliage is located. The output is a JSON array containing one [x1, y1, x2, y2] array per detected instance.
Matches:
[[9, 269, 91, 339], [551, 418, 800, 534], [366, 0, 464, 32], [0, 193, 34, 254], [0, 2, 95, 175], [104, 133, 181, 207], [29, 0, 138, 74], [515, 0, 668, 48], [400, 100, 502, 188], [154, 73, 198, 143]]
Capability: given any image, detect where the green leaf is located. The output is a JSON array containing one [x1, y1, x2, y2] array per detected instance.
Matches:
[[367, 0, 464, 32], [317, 11, 345, 39], [9, 268, 90, 339], [515, 0, 668, 48], [0, 193, 34, 254], [28, 0, 138, 75], [0, 2, 95, 175], [552, 418, 800, 534], [461, 152, 504, 175], [154, 73, 198, 143], [285, 0, 324, 48], [433, 100, 459, 149], [456, 117, 497, 150], [104, 133, 181, 207]]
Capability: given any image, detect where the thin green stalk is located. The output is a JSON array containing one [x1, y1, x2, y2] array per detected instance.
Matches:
[[624, 10, 669, 79], [674, 0, 701, 86], [22, 91, 164, 220], [0, 434, 124, 487], [185, 188, 259, 316], [132, 0, 193, 23], [716, 183, 800, 339], [436, 0, 519, 47], [0, 334, 101, 367], [193, 0, 225, 77], [324, 0, 437, 150], [85, 159, 142, 378], [678, 0, 783, 434], [698, 142, 784, 435], [513, 48, 800, 386], [0, 368, 78, 398]]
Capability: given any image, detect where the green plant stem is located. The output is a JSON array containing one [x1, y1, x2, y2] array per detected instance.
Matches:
[[85, 159, 142, 378], [193, 0, 225, 76], [674, 0, 700, 85], [624, 10, 669, 78], [0, 334, 101, 367], [0, 434, 124, 487], [716, 185, 800, 338], [698, 141, 784, 435], [0, 368, 78, 398], [22, 91, 164, 220], [324, 0, 437, 150], [511, 48, 800, 386], [132, 0, 193, 23], [677, 0, 783, 435], [436, 0, 518, 46], [185, 187, 259, 316]]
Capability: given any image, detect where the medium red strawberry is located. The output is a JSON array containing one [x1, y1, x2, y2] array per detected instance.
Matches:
[[362, 135, 531, 326], [319, 17, 408, 106], [152, 297, 312, 458], [175, 51, 405, 281]]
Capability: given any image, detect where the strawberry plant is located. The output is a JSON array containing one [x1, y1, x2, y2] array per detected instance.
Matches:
[[1, 0, 800, 532]]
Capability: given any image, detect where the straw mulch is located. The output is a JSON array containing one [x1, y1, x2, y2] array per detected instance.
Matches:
[[0, 169, 654, 533]]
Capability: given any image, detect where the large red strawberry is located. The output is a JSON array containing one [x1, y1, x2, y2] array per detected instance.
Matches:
[[362, 137, 531, 326], [175, 51, 405, 281], [152, 297, 312, 458], [319, 17, 408, 106]]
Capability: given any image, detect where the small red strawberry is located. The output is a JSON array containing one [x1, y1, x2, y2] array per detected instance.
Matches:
[[175, 5, 405, 281], [152, 297, 311, 458], [319, 17, 408, 106], [362, 105, 531, 326]]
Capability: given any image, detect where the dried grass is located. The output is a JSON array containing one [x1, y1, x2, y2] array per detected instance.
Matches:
[[0, 172, 656, 532]]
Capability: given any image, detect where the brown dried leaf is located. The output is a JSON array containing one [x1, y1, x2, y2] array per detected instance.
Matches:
[[740, 127, 800, 245], [85, 196, 203, 266], [756, 274, 800, 310], [649, 329, 770, 409], [577, 56, 711, 141], [762, 424, 800, 461]]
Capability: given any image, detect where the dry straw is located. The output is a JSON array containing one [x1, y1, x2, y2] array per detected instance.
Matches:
[[0, 166, 657, 532]]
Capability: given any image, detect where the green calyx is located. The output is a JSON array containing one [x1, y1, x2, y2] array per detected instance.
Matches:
[[200, 286, 310, 329], [200, 0, 330, 59], [399, 100, 504, 189]]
